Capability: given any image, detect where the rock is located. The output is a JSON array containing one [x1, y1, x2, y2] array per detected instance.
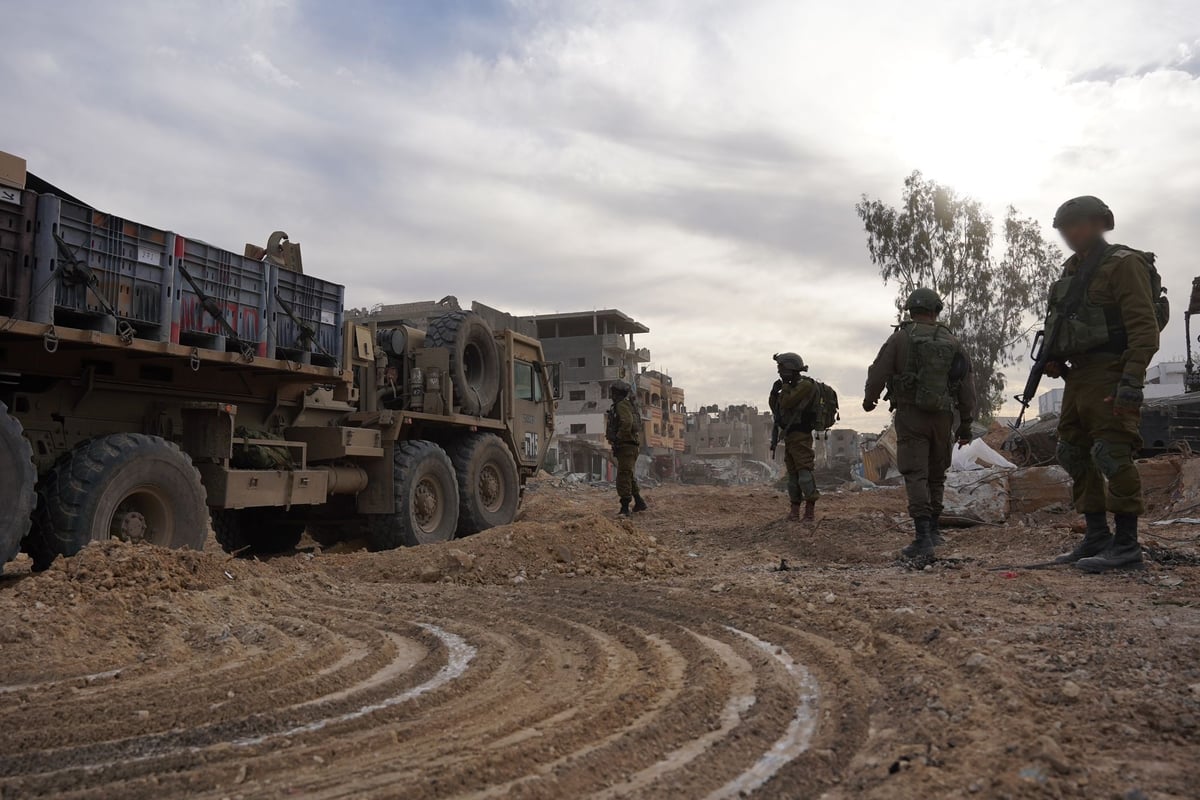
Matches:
[[445, 549, 476, 570], [1188, 683, 1200, 696], [1060, 680, 1081, 700], [710, 583, 727, 594], [418, 565, 443, 583], [964, 652, 988, 671], [1035, 734, 1071, 774], [510, 574, 527, 585], [553, 545, 573, 564], [823, 592, 836, 604]]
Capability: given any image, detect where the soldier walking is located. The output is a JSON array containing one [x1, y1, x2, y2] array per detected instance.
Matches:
[[863, 289, 976, 558], [770, 353, 820, 522], [606, 380, 648, 518], [1042, 197, 1161, 572]]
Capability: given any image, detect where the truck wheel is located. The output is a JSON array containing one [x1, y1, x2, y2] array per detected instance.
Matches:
[[449, 433, 519, 536], [212, 508, 306, 556], [0, 400, 36, 567], [37, 434, 209, 559], [425, 312, 500, 416], [367, 441, 460, 549]]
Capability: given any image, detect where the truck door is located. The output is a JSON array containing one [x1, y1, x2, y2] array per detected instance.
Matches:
[[512, 358, 548, 468]]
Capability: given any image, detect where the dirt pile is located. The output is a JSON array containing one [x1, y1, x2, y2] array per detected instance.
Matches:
[[318, 513, 687, 585]]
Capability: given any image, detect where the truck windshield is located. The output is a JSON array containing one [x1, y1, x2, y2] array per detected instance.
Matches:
[[514, 360, 543, 402]]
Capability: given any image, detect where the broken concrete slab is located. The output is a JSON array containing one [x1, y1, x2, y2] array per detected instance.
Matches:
[[944, 468, 1009, 524]]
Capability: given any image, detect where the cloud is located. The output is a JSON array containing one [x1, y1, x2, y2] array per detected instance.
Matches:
[[3, 0, 1200, 434]]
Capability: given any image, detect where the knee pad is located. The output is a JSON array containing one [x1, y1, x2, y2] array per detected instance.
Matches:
[[1090, 440, 1132, 479], [1056, 441, 1091, 480], [796, 470, 817, 498]]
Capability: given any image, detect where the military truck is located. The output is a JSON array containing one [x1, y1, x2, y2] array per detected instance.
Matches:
[[0, 154, 557, 571]]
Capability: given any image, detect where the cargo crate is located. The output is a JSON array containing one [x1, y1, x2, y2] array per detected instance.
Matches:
[[32, 195, 173, 340], [270, 268, 344, 367], [172, 237, 270, 356], [0, 186, 35, 320]]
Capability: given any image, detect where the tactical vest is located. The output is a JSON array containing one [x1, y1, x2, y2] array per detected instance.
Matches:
[[889, 322, 957, 413], [606, 398, 641, 446], [1043, 244, 1168, 360]]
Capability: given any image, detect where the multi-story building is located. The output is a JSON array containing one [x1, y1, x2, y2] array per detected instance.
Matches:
[[526, 309, 654, 477], [637, 369, 686, 470]]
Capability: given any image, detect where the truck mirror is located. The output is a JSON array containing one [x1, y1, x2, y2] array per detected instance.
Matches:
[[542, 362, 563, 400]]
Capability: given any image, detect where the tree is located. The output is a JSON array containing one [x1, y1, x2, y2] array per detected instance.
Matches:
[[856, 172, 1061, 417]]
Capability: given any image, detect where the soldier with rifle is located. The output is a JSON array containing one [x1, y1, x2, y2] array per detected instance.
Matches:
[[1019, 196, 1163, 573], [606, 380, 648, 518], [769, 352, 820, 522]]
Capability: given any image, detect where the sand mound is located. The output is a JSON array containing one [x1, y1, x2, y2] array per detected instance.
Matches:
[[320, 514, 688, 585]]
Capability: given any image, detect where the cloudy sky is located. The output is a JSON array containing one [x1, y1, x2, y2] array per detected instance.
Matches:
[[4, 0, 1200, 430]]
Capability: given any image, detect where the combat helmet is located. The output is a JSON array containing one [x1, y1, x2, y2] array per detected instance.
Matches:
[[905, 288, 944, 314], [610, 379, 632, 396], [1052, 196, 1114, 231], [773, 352, 808, 373]]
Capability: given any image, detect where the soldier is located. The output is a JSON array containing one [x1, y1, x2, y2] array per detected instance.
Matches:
[[1043, 196, 1161, 573], [769, 353, 819, 522], [606, 380, 647, 518], [863, 289, 976, 558]]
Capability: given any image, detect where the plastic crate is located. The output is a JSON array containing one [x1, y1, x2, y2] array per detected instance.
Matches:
[[270, 268, 344, 366], [32, 195, 173, 339], [0, 186, 35, 320], [172, 236, 270, 356]]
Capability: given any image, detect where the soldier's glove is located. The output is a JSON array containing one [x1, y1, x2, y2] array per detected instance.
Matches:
[[955, 423, 973, 445], [862, 399, 877, 412], [1110, 376, 1143, 415], [770, 379, 783, 396]]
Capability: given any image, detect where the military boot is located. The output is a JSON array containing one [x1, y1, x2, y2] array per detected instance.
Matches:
[[901, 517, 935, 559], [802, 500, 816, 522], [930, 516, 946, 546], [1076, 513, 1143, 573], [787, 502, 801, 522], [618, 499, 632, 518], [632, 493, 648, 513], [1053, 512, 1112, 564]]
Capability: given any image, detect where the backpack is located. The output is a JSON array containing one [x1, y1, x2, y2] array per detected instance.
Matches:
[[1111, 246, 1169, 331], [900, 323, 957, 413], [801, 380, 840, 432]]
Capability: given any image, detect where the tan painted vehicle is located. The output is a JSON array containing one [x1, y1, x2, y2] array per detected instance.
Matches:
[[0, 155, 556, 571]]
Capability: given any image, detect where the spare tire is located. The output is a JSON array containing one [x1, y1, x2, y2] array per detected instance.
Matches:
[[0, 400, 36, 568], [425, 311, 500, 416]]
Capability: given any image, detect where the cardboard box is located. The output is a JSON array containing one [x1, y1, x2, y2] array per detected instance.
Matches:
[[0, 151, 26, 190]]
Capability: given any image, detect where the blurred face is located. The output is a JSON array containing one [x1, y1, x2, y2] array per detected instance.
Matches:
[[778, 367, 799, 383], [910, 310, 937, 323], [1058, 218, 1108, 254]]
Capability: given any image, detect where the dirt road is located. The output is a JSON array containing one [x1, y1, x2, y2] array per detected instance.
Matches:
[[1, 482, 1197, 799]]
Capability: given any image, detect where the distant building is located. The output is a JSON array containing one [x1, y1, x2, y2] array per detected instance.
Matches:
[[1038, 359, 1189, 418], [525, 309, 684, 477]]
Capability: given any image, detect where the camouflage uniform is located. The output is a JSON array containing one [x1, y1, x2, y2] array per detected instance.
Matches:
[[608, 396, 641, 502], [777, 380, 820, 504], [1054, 248, 1159, 516], [864, 322, 976, 522]]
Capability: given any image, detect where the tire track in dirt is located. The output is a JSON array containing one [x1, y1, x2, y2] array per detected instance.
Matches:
[[0, 580, 867, 799]]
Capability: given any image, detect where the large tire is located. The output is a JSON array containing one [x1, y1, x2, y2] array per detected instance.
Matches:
[[425, 312, 500, 416], [449, 433, 520, 536], [212, 508, 305, 556], [367, 441, 460, 549], [37, 433, 209, 559], [0, 400, 36, 567]]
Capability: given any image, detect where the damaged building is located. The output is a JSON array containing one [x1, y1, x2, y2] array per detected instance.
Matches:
[[525, 309, 685, 480]]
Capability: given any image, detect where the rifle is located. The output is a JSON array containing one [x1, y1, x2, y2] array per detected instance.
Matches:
[[1012, 241, 1109, 429]]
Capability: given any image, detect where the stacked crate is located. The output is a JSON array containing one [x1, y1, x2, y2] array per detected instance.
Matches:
[[172, 237, 270, 356], [270, 268, 344, 366], [0, 184, 35, 320], [33, 195, 174, 340]]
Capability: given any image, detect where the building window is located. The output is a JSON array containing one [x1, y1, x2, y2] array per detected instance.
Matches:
[[569, 390, 586, 402], [653, 424, 660, 435], [576, 357, 587, 367], [569, 423, 587, 435]]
